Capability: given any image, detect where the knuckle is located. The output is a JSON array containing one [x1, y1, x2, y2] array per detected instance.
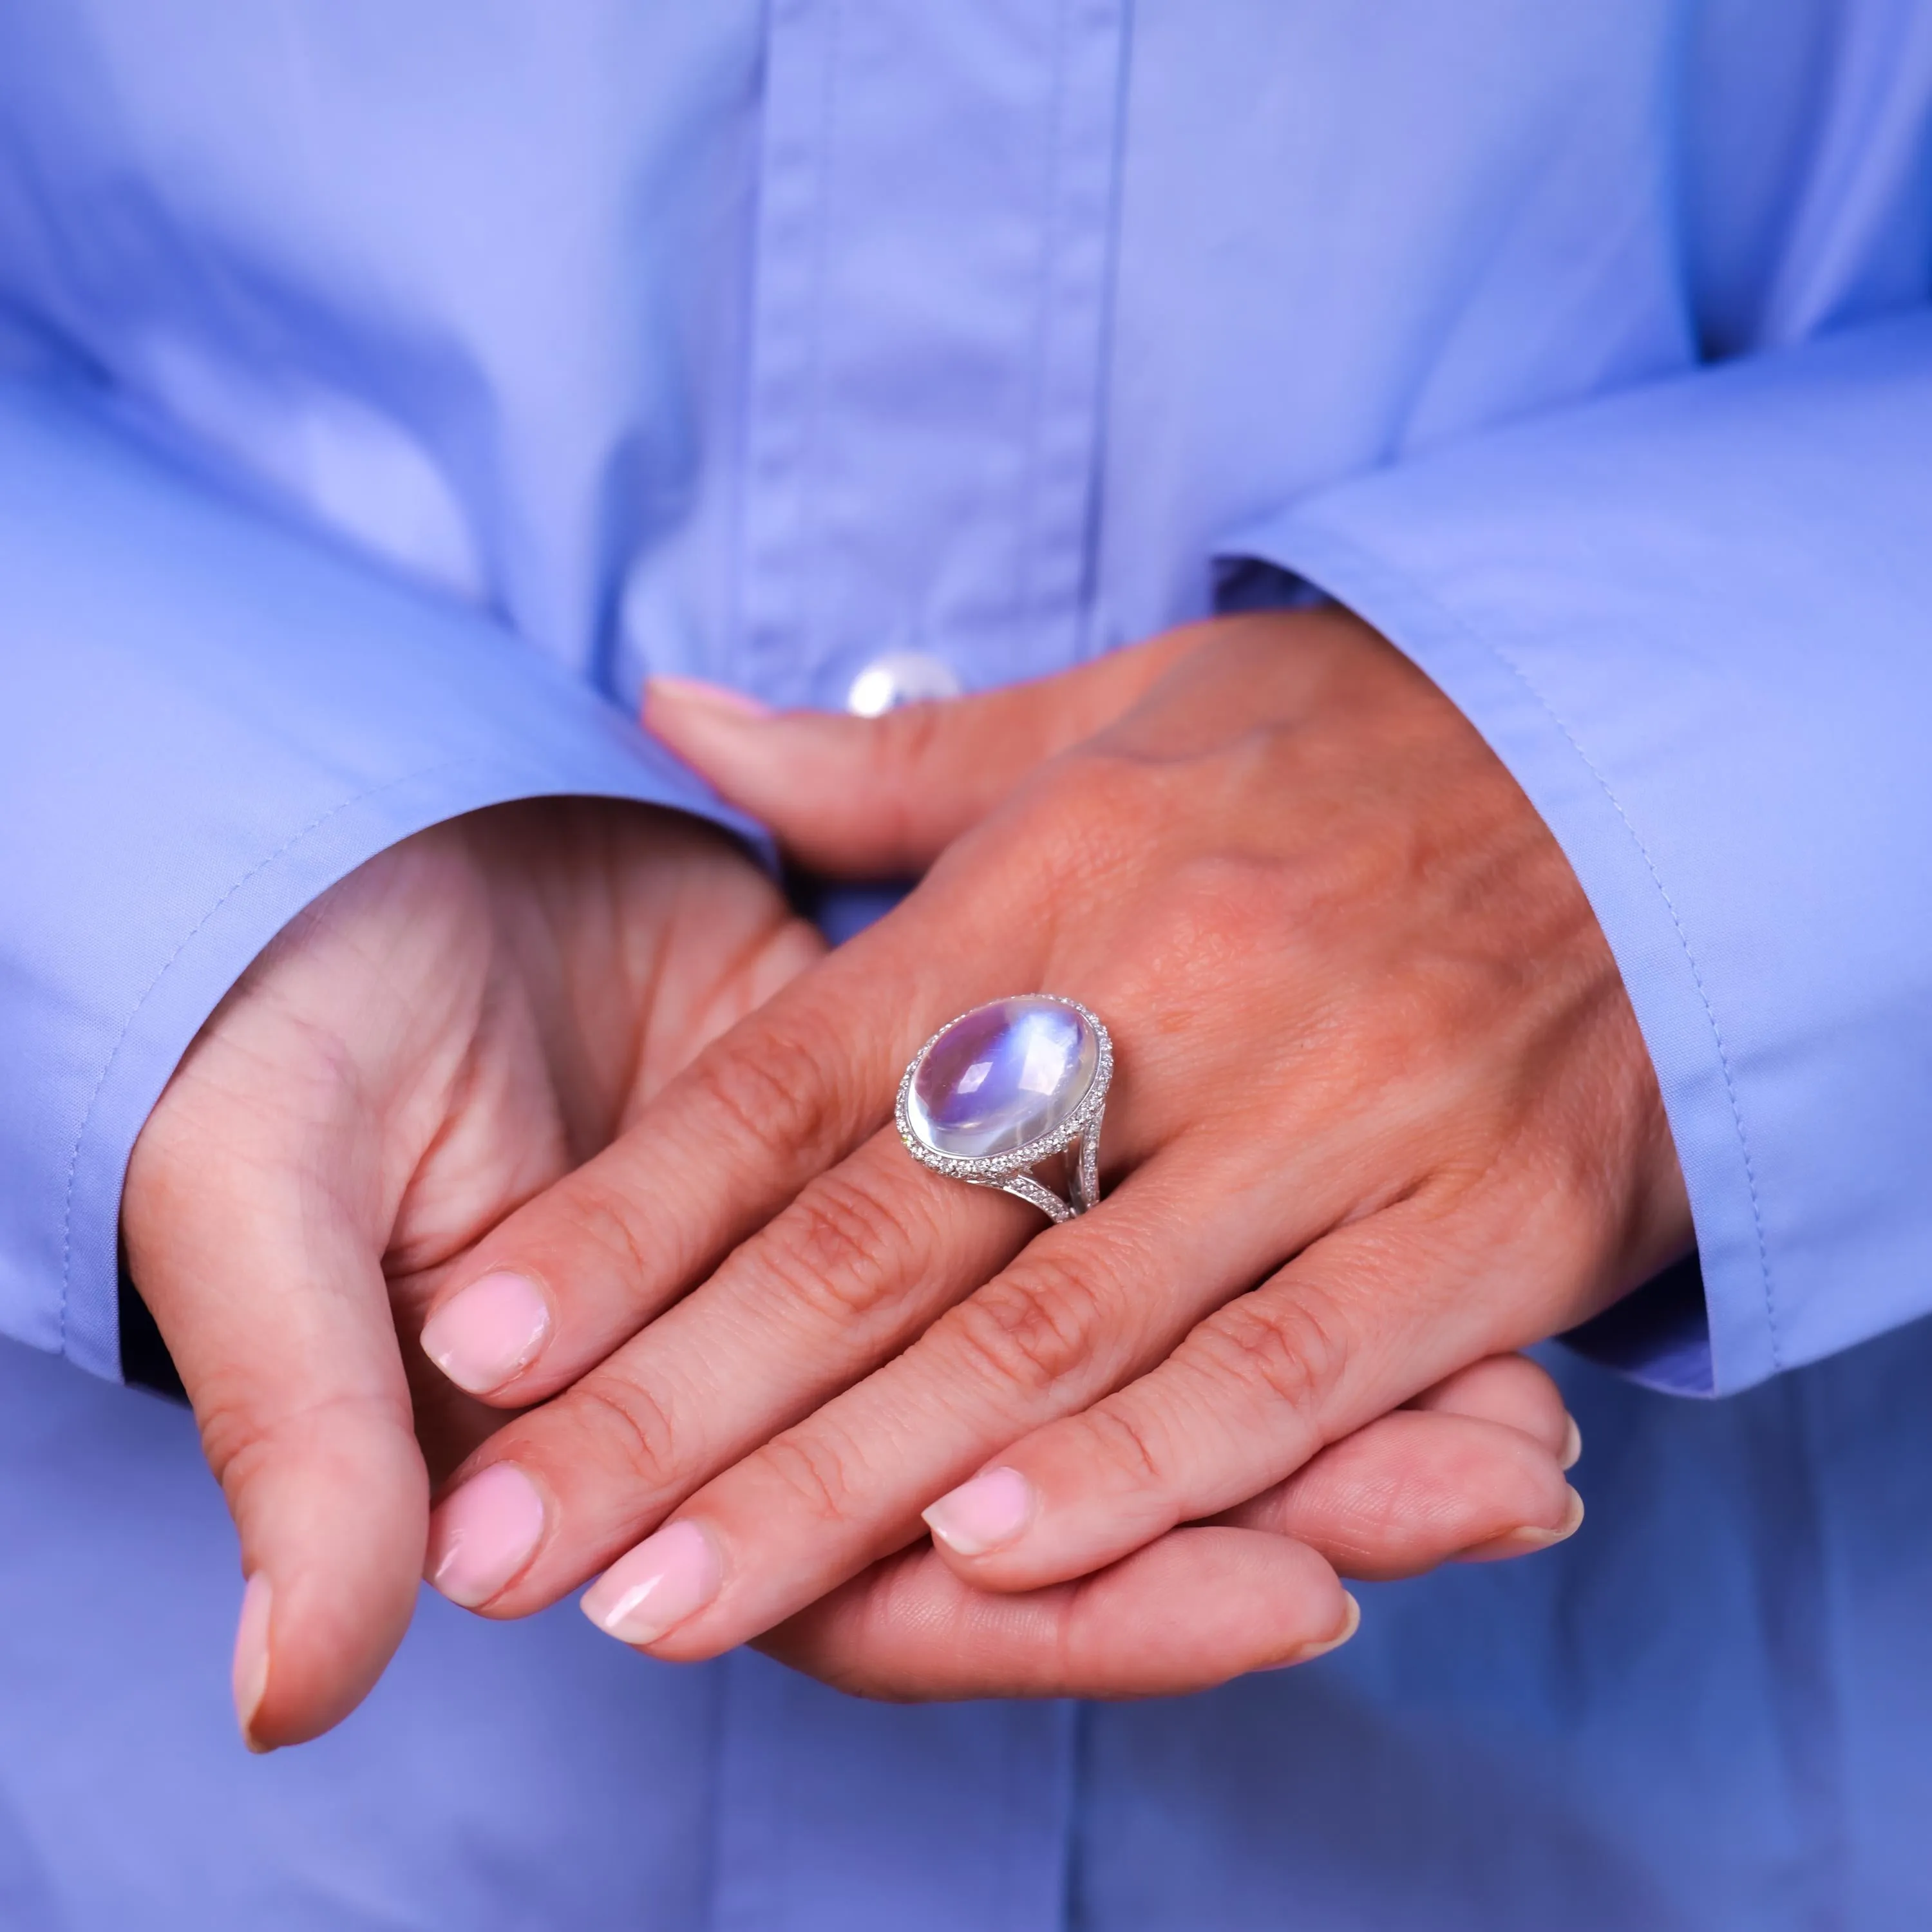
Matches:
[[686, 1016, 846, 1171], [943, 1251, 1113, 1402], [557, 1170, 658, 1298], [1074, 1398, 1170, 1489], [1193, 1286, 1350, 1425], [560, 1372, 681, 1497], [753, 1426, 868, 1530], [195, 1394, 263, 1495], [760, 1170, 929, 1325], [196, 1385, 408, 1504]]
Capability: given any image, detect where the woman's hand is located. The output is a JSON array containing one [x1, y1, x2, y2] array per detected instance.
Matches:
[[418, 609, 1688, 1693], [121, 800, 821, 1749], [753, 1350, 1584, 1697]]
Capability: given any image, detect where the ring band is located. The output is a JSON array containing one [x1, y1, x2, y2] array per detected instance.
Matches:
[[896, 994, 1113, 1224]]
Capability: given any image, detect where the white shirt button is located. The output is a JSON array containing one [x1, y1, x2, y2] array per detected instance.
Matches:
[[845, 650, 962, 717]]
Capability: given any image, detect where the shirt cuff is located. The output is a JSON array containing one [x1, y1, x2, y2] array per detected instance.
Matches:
[[1224, 313, 1932, 1397], [0, 373, 761, 1381]]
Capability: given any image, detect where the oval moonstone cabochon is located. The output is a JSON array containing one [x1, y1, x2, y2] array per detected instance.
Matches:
[[907, 996, 1099, 1161]]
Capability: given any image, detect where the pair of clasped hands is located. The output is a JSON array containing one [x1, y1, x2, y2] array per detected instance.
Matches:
[[122, 607, 1692, 1750]]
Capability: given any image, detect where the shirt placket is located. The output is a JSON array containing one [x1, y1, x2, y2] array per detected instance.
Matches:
[[733, 0, 1128, 710]]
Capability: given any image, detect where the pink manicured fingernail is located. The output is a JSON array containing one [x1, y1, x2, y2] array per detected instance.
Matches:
[[421, 1271, 552, 1395], [426, 1463, 547, 1607], [232, 1572, 274, 1752], [923, 1466, 1036, 1557], [582, 1521, 721, 1645], [1560, 1416, 1583, 1471], [645, 675, 774, 721]]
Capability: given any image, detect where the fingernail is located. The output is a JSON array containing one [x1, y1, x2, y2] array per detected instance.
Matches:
[[582, 1521, 721, 1646], [646, 675, 774, 722], [1513, 1484, 1586, 1550], [1560, 1416, 1583, 1471], [1262, 1591, 1361, 1671], [923, 1466, 1036, 1558], [421, 1271, 553, 1396], [1464, 1484, 1587, 1562], [232, 1572, 274, 1752], [426, 1463, 547, 1607]]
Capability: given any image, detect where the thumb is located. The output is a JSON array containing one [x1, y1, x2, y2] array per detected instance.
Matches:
[[124, 1065, 426, 1753], [644, 627, 1206, 876]]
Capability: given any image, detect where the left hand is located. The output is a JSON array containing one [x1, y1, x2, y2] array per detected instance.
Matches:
[[420, 607, 1690, 1692], [120, 800, 822, 1747]]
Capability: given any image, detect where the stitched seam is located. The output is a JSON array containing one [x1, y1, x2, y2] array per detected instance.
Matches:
[[57, 755, 480, 1360], [1292, 536, 1780, 1371]]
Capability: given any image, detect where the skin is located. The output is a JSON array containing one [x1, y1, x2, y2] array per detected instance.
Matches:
[[121, 800, 822, 1748], [120, 632, 1589, 1746], [416, 608, 1689, 1690]]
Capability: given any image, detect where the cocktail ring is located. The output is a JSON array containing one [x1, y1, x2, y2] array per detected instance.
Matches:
[[896, 995, 1113, 1224]]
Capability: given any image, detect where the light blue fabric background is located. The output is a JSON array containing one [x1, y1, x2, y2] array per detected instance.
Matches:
[[1, 1, 1928, 1923]]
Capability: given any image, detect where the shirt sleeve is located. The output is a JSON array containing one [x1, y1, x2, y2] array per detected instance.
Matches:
[[1230, 310, 1932, 1399], [0, 374, 762, 1384]]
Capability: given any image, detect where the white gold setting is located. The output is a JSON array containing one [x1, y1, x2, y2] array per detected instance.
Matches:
[[895, 994, 1113, 1224]]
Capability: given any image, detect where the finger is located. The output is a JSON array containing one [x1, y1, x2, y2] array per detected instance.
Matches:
[[754, 1529, 1356, 1701], [1403, 1351, 1577, 1464], [565, 1151, 1295, 1658], [422, 1128, 1034, 1613], [763, 1396, 1571, 1700], [1221, 1409, 1580, 1581], [125, 1083, 424, 1753], [416, 985, 924, 1405], [643, 627, 1208, 876], [415, 877, 1057, 1408], [920, 1190, 1581, 1595], [440, 1154, 1526, 1627]]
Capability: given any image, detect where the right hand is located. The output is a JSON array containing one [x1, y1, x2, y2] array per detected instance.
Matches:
[[120, 799, 823, 1750], [126, 795, 1586, 1747]]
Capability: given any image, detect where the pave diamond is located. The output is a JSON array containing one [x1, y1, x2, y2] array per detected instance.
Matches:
[[905, 996, 1100, 1161]]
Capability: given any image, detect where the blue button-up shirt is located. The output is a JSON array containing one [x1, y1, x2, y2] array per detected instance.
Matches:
[[2, 3, 1930, 1924]]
